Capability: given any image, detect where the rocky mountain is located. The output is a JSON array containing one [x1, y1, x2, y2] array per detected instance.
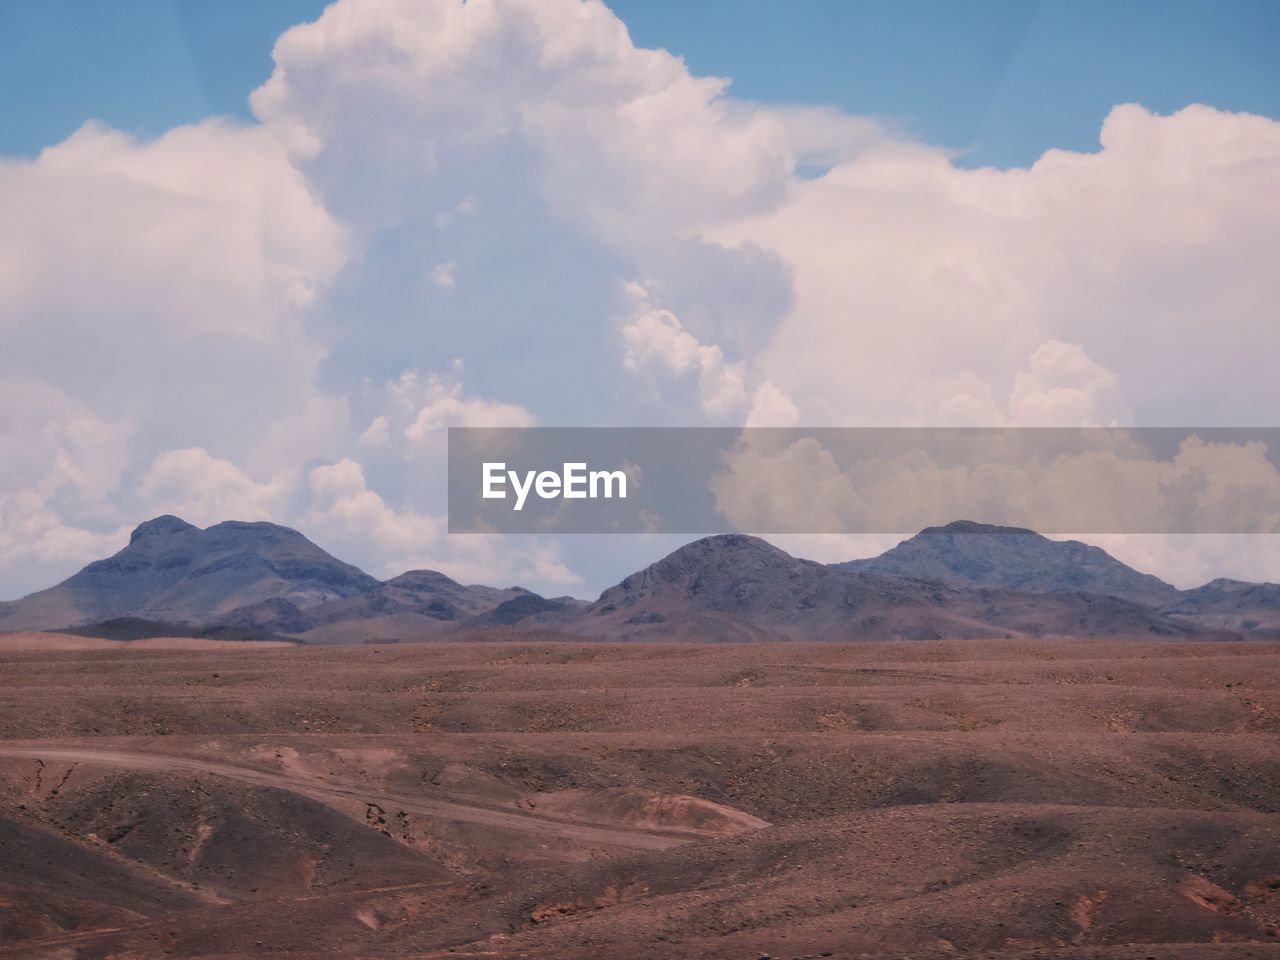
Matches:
[[1159, 578, 1280, 635], [0, 516, 1269, 643], [561, 534, 1197, 642], [0, 516, 379, 632], [0, 517, 525, 640], [836, 520, 1180, 606]]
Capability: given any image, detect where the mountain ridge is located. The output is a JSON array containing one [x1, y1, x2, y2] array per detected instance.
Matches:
[[0, 516, 1272, 642], [0, 517, 523, 639], [561, 533, 1200, 642], [835, 519, 1180, 606]]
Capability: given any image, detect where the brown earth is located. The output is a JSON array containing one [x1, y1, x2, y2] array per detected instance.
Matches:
[[0, 631, 295, 652], [0, 636, 1278, 959]]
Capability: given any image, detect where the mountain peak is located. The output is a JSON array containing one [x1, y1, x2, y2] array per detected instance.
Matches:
[[2, 516, 379, 634], [670, 534, 782, 558], [129, 515, 196, 544], [634, 535, 796, 584], [927, 520, 1040, 537], [838, 521, 1178, 606]]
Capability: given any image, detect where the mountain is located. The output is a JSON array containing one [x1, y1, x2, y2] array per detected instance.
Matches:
[[0, 516, 547, 642], [561, 534, 1196, 642], [0, 517, 379, 632], [0, 516, 1259, 644], [1160, 578, 1280, 635], [836, 520, 1180, 606], [255, 570, 536, 643]]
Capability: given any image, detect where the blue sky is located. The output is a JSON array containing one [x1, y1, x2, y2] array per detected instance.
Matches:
[[3, 0, 1277, 166]]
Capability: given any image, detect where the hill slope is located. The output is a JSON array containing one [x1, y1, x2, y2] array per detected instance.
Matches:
[[836, 520, 1180, 606]]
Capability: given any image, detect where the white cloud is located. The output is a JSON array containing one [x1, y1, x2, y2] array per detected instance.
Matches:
[[745, 381, 800, 428], [710, 432, 1280, 537], [394, 371, 538, 448], [434, 193, 477, 228], [0, 490, 130, 584], [622, 301, 749, 417], [1009, 340, 1131, 427], [710, 103, 1280, 428], [247, 395, 354, 475], [249, 0, 810, 245], [0, 380, 133, 593], [358, 415, 392, 450], [431, 260, 457, 290], [304, 459, 578, 589], [1, 120, 343, 384], [136, 448, 296, 529]]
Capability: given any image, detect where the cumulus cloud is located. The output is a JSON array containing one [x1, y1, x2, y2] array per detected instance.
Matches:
[[745, 382, 801, 428], [711, 103, 1280, 429], [622, 299, 749, 417], [390, 371, 538, 448], [0, 493, 130, 585], [2, 0, 1278, 597], [0, 380, 134, 592], [710, 432, 1280, 536], [1009, 341, 1131, 427], [1, 120, 345, 422], [305, 458, 579, 587], [136, 448, 295, 529], [249, 0, 802, 243]]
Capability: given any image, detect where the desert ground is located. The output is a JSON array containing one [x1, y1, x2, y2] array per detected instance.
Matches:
[[1, 635, 1278, 959]]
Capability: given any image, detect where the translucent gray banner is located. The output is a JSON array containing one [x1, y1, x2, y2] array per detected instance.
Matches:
[[447, 427, 1280, 534]]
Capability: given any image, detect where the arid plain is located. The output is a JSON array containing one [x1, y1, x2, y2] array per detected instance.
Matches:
[[2, 634, 1279, 959]]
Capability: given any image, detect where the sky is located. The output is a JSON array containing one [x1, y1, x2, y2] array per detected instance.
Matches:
[[2, 0, 1279, 600], [5, 0, 1279, 165]]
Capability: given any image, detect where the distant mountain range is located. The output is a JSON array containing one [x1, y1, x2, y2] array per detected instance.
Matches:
[[0, 516, 1275, 643], [562, 532, 1196, 642]]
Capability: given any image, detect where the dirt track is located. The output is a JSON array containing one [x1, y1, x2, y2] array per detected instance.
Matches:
[[0, 744, 686, 851]]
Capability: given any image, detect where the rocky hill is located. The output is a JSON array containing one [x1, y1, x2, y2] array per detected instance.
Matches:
[[0, 517, 525, 640], [0, 516, 379, 632], [562, 534, 1196, 642], [836, 520, 1180, 606]]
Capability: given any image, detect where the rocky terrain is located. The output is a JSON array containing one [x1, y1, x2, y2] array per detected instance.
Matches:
[[0, 637, 1277, 958]]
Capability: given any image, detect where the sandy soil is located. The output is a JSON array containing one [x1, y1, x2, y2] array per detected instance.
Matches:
[[1, 637, 1278, 959]]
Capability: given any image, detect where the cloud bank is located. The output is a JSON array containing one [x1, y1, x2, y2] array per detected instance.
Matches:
[[2, 0, 1278, 597]]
